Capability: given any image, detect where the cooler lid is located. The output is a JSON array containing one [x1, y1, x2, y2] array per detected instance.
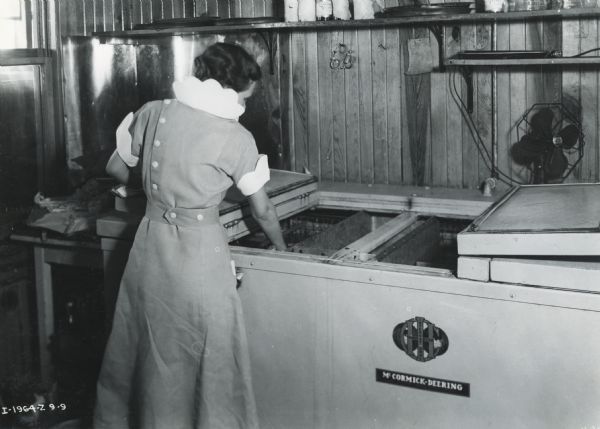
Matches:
[[457, 183, 600, 256], [220, 169, 317, 214]]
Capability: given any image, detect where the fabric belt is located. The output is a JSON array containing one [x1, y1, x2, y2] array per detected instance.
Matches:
[[145, 202, 221, 227]]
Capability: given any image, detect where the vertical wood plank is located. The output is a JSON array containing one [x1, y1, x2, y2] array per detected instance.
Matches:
[[509, 20, 529, 184], [495, 22, 512, 192], [475, 23, 492, 187], [92, 0, 105, 32], [279, 32, 293, 170], [357, 29, 374, 184], [542, 20, 562, 104], [133, 0, 153, 25], [113, 0, 127, 31], [291, 32, 308, 173], [385, 0, 402, 183], [430, 68, 447, 187], [331, 30, 347, 182], [217, 0, 230, 17], [103, 0, 115, 31], [306, 32, 321, 177], [182, 0, 195, 17], [230, 0, 241, 17], [206, 0, 219, 16], [318, 30, 333, 180], [150, 0, 163, 21], [170, 0, 182, 17], [60, 0, 85, 35], [124, 0, 134, 28], [562, 18, 582, 182], [386, 27, 402, 185], [578, 19, 598, 182], [371, 28, 388, 183], [461, 22, 479, 188], [525, 21, 543, 107], [263, 0, 272, 17], [399, 29, 411, 185], [474, 68, 493, 188], [131, 0, 139, 26], [82, 0, 94, 35], [344, 29, 361, 183], [445, 25, 463, 188], [194, 0, 208, 16], [241, 0, 254, 17]]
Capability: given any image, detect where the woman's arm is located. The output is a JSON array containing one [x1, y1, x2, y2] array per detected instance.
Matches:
[[106, 149, 132, 185], [247, 187, 287, 251]]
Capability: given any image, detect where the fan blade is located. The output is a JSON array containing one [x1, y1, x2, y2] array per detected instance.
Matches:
[[557, 124, 579, 149], [529, 108, 554, 140], [544, 148, 568, 180], [511, 135, 547, 165]]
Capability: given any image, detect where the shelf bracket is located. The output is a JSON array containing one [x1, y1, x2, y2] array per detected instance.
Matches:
[[427, 23, 444, 72], [257, 30, 277, 75], [459, 66, 474, 114]]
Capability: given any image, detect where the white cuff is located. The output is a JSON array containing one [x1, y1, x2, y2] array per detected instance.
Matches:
[[236, 155, 270, 196], [116, 112, 139, 167]]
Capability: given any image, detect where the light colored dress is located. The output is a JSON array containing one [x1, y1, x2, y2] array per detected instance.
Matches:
[[94, 77, 269, 429]]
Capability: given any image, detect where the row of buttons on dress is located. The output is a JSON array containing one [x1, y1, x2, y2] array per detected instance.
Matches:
[[155, 100, 206, 225], [151, 99, 171, 193]]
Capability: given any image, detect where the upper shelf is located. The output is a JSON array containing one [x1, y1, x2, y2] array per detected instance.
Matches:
[[446, 55, 600, 65], [93, 8, 600, 43]]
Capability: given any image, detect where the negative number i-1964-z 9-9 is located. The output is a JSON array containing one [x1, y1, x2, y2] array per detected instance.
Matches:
[[2, 403, 67, 414]]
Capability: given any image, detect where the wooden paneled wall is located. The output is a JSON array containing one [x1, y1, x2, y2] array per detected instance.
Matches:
[[286, 6, 600, 190], [59, 0, 276, 35], [57, 0, 600, 190]]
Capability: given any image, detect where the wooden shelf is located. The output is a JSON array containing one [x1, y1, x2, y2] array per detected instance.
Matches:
[[93, 8, 600, 43], [446, 55, 600, 66]]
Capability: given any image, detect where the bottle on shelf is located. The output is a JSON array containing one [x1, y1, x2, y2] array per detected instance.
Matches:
[[299, 0, 317, 21], [285, 0, 299, 22], [316, 0, 334, 20], [332, 0, 352, 20]]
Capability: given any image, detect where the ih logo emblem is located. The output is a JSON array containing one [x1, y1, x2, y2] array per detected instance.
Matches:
[[393, 317, 449, 362]]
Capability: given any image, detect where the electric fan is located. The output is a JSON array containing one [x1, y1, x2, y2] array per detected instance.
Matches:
[[510, 103, 584, 184]]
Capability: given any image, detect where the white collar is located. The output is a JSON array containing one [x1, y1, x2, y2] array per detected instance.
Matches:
[[172, 76, 245, 120]]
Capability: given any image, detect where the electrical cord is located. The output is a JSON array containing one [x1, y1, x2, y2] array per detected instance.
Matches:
[[450, 71, 529, 185], [451, 73, 524, 186], [448, 72, 512, 185], [570, 47, 600, 58], [448, 70, 526, 186]]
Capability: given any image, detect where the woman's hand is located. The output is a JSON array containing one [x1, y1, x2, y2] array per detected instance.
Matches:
[[248, 187, 287, 251]]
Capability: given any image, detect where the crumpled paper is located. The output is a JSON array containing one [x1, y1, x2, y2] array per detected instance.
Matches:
[[26, 178, 113, 236]]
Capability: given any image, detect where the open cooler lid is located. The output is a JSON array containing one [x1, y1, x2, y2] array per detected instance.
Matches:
[[219, 169, 318, 240], [98, 169, 317, 240], [219, 169, 316, 214], [457, 183, 600, 256]]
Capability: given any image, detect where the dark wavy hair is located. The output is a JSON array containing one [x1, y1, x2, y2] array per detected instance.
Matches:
[[193, 42, 262, 92]]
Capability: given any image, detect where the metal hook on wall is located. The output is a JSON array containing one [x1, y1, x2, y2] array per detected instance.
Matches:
[[329, 43, 354, 70]]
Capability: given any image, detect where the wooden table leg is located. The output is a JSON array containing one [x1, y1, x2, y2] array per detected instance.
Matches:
[[33, 246, 53, 385]]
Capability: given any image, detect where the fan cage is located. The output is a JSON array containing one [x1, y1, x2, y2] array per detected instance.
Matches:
[[515, 102, 585, 184]]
